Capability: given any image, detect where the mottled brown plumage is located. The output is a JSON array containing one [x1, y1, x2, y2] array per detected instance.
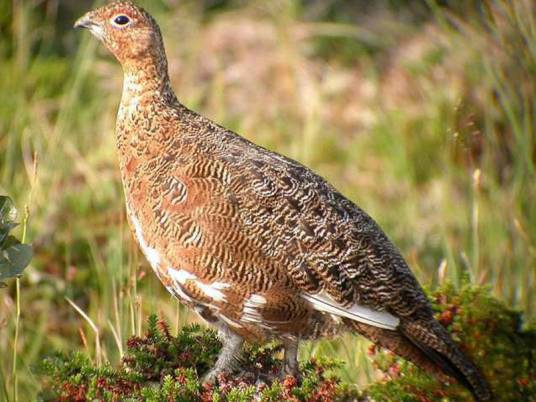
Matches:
[[75, 2, 491, 400]]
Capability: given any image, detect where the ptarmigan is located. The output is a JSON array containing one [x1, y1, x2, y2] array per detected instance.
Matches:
[[75, 2, 491, 400]]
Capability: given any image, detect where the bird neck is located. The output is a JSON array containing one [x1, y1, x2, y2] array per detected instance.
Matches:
[[115, 56, 185, 158], [120, 57, 176, 107]]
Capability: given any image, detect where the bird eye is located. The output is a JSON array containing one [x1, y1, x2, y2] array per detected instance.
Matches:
[[112, 15, 130, 26]]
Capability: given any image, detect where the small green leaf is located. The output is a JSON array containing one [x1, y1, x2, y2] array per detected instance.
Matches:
[[0, 223, 17, 246], [0, 196, 19, 246], [0, 195, 17, 225], [0, 242, 33, 281], [0, 196, 32, 284]]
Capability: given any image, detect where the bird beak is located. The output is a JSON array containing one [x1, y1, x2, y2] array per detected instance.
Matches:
[[74, 12, 105, 40], [74, 14, 95, 29]]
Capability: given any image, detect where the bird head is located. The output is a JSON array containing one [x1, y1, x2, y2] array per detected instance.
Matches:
[[74, 1, 164, 68]]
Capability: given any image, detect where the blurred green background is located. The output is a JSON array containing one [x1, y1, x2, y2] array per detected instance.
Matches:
[[0, 0, 534, 400]]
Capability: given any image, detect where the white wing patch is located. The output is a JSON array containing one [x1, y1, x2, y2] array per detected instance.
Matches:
[[165, 283, 192, 302], [169, 268, 197, 284], [248, 294, 267, 305], [168, 268, 229, 303], [240, 293, 267, 324], [130, 214, 161, 269], [167, 268, 196, 302], [302, 290, 399, 330], [196, 281, 230, 302]]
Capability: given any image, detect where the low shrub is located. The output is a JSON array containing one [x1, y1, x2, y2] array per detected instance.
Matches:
[[38, 285, 536, 401]]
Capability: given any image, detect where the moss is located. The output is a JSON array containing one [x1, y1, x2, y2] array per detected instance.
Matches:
[[38, 285, 536, 401]]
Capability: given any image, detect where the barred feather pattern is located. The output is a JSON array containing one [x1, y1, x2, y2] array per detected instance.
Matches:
[[76, 2, 492, 400]]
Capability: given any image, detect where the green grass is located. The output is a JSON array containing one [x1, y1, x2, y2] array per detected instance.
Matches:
[[0, 0, 534, 400]]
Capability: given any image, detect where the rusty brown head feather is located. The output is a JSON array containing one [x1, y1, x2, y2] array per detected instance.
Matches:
[[75, 1, 172, 100], [74, 1, 165, 69]]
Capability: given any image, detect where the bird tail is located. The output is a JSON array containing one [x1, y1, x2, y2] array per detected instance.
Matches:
[[348, 319, 492, 401]]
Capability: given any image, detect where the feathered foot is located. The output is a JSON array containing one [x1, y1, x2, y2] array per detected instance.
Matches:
[[203, 330, 244, 384], [280, 338, 301, 380]]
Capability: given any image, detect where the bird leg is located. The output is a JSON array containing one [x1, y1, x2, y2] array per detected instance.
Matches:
[[281, 337, 300, 379], [203, 328, 244, 384]]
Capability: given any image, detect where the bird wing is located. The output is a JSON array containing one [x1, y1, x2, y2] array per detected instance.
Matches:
[[205, 132, 432, 329]]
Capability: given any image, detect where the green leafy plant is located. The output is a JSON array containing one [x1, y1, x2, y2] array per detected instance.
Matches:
[[38, 316, 358, 401], [37, 285, 536, 401], [0, 196, 32, 287]]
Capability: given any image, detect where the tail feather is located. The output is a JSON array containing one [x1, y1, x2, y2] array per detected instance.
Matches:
[[400, 320, 492, 401], [347, 319, 492, 401], [400, 328, 474, 392]]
